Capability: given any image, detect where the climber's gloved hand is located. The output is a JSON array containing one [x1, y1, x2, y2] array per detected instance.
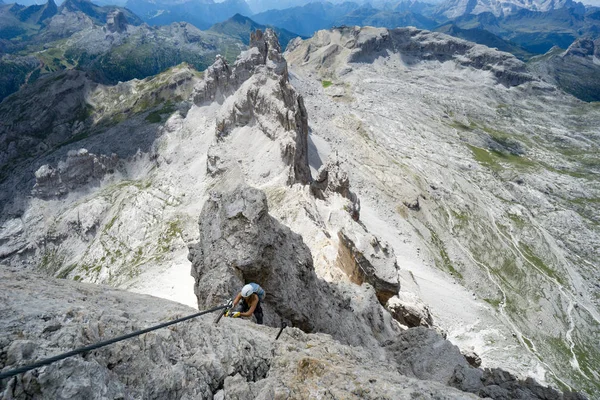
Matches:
[[224, 310, 230, 317], [231, 312, 241, 318]]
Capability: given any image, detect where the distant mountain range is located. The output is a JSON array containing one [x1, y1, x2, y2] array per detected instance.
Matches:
[[2, 0, 599, 103], [0, 0, 141, 42], [450, 6, 600, 53], [208, 13, 304, 49], [435, 0, 584, 19], [249, 1, 437, 37], [336, 4, 438, 30], [0, 0, 244, 102], [124, 0, 252, 29], [435, 23, 535, 59]]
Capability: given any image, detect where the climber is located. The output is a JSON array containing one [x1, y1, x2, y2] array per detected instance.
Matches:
[[227, 282, 265, 324]]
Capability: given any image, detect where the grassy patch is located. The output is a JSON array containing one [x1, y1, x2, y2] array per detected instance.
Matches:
[[38, 248, 66, 276], [157, 218, 183, 253], [321, 80, 333, 88], [467, 144, 536, 172], [449, 120, 474, 131], [56, 264, 77, 279], [519, 242, 564, 285], [429, 229, 463, 280], [145, 103, 176, 124], [483, 297, 502, 308], [522, 336, 535, 352], [396, 205, 408, 219], [266, 187, 287, 207], [145, 111, 162, 123]]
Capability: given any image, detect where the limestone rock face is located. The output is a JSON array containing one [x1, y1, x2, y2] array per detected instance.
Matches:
[[0, 268, 483, 400], [0, 70, 96, 177], [386, 292, 434, 328], [192, 29, 287, 105], [105, 10, 128, 34], [526, 38, 600, 101], [188, 184, 399, 348], [32, 149, 118, 199], [310, 155, 360, 219]]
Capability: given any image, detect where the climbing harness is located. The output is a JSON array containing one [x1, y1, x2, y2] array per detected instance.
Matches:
[[0, 303, 228, 381]]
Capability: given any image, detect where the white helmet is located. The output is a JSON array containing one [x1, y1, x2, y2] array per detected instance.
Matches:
[[241, 284, 254, 298]]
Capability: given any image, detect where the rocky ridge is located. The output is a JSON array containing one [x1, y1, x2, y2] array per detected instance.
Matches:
[[32, 149, 119, 199], [194, 29, 311, 186], [0, 268, 481, 399], [188, 185, 399, 350]]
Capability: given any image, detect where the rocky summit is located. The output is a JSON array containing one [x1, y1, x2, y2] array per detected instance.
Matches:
[[0, 24, 598, 400]]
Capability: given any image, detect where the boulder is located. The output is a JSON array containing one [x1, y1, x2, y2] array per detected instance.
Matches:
[[337, 228, 400, 304], [385, 326, 470, 384], [386, 292, 434, 328], [462, 348, 482, 368]]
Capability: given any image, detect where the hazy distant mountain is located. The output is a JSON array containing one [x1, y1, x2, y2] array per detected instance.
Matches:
[[209, 13, 303, 49], [252, 2, 360, 37], [335, 5, 438, 29], [0, 0, 244, 102], [387, 0, 438, 15], [246, 0, 378, 14], [252, 2, 437, 38], [0, 0, 141, 44], [60, 0, 141, 25], [435, 0, 585, 18], [450, 6, 600, 53], [124, 0, 252, 29], [0, 0, 58, 39], [436, 23, 535, 60], [246, 0, 312, 14]]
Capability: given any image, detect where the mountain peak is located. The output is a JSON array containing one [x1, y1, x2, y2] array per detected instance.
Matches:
[[230, 12, 252, 23]]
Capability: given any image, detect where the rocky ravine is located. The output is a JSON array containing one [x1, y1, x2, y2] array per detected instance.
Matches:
[[0, 25, 597, 399]]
